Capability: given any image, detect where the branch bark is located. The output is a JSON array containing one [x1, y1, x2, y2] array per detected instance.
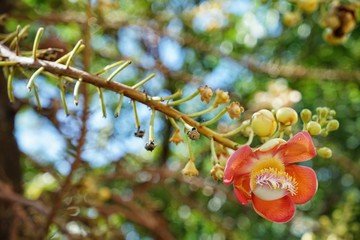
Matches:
[[0, 43, 240, 150]]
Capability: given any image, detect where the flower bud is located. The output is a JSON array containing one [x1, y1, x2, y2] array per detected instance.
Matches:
[[326, 120, 339, 131], [187, 127, 200, 140], [145, 141, 157, 151], [169, 129, 184, 145], [317, 147, 332, 159], [251, 109, 277, 137], [282, 12, 302, 27], [226, 102, 244, 119], [307, 121, 321, 135], [300, 109, 312, 123], [210, 163, 224, 181], [182, 160, 199, 177], [213, 89, 230, 107], [98, 187, 112, 201], [298, 0, 319, 13], [276, 107, 298, 126], [198, 85, 213, 104]]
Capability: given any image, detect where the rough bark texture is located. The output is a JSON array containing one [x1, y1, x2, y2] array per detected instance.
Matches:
[[0, 1, 22, 239]]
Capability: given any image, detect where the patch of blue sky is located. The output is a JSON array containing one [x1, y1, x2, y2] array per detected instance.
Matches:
[[204, 58, 245, 90], [223, 0, 252, 16], [159, 37, 185, 71], [117, 27, 144, 59], [15, 108, 66, 162]]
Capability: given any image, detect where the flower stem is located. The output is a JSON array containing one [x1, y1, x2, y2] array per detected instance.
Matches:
[[94, 60, 124, 75], [186, 135, 195, 161], [201, 108, 227, 126], [187, 105, 215, 118], [32, 27, 44, 61], [149, 108, 156, 142], [167, 89, 199, 106], [132, 73, 155, 90], [65, 39, 84, 68], [221, 121, 250, 137], [132, 100, 140, 129], [59, 77, 69, 116], [114, 94, 124, 118], [106, 60, 131, 82], [210, 137, 218, 164], [169, 117, 180, 130], [97, 87, 107, 118], [149, 89, 182, 101], [73, 78, 82, 106], [7, 66, 14, 102]]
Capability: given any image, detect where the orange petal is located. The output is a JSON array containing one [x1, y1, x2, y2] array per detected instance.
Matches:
[[224, 145, 257, 185], [276, 131, 316, 164], [233, 175, 251, 205], [252, 195, 295, 223], [286, 165, 318, 204]]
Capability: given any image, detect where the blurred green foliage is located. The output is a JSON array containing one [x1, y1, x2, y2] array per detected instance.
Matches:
[[2, 0, 360, 239]]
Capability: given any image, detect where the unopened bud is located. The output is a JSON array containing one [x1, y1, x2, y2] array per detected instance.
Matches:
[[169, 129, 184, 145], [198, 85, 213, 104], [297, 0, 319, 13], [307, 121, 321, 135], [327, 120, 339, 131], [145, 141, 157, 151], [187, 127, 200, 140], [251, 109, 277, 137], [210, 164, 224, 181], [213, 89, 230, 107], [276, 107, 298, 126], [98, 187, 112, 201], [182, 160, 199, 177], [226, 102, 244, 119], [317, 147, 332, 159], [301, 109, 312, 123], [282, 12, 302, 27]]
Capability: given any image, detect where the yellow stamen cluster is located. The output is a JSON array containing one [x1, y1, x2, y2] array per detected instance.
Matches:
[[252, 167, 298, 196]]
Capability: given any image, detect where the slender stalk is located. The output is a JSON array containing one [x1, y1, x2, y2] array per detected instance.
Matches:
[[187, 105, 215, 118], [210, 137, 218, 164], [27, 67, 44, 91], [148, 89, 182, 101], [132, 73, 155, 89], [186, 135, 195, 161], [0, 61, 18, 66], [7, 66, 14, 102], [167, 90, 199, 106], [106, 60, 131, 82], [59, 77, 69, 116], [33, 84, 42, 110], [221, 121, 250, 137], [245, 131, 254, 145], [201, 108, 227, 126], [132, 100, 140, 129], [97, 87, 107, 118], [168, 117, 180, 130], [73, 78, 82, 106], [65, 39, 84, 68], [9, 25, 30, 49], [94, 60, 124, 75], [114, 94, 124, 118], [32, 27, 44, 61], [149, 108, 156, 141]]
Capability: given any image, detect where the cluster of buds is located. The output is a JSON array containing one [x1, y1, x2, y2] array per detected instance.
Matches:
[[282, 0, 319, 27], [322, 4, 357, 45]]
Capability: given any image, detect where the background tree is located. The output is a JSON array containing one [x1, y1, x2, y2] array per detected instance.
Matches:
[[0, 0, 359, 239]]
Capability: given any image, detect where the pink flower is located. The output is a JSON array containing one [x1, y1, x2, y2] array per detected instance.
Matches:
[[224, 131, 317, 223]]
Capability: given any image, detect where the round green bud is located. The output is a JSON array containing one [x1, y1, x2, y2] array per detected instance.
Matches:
[[300, 109, 312, 123], [329, 110, 336, 117], [276, 107, 298, 126], [327, 120, 339, 131], [251, 109, 277, 137], [317, 147, 332, 159], [307, 121, 321, 135]]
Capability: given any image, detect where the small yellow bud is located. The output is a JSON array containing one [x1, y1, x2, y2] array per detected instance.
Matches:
[[327, 119, 339, 131], [307, 121, 321, 135], [298, 0, 319, 14], [198, 85, 214, 104], [213, 89, 230, 107], [169, 129, 184, 145], [276, 107, 298, 126], [282, 12, 302, 27], [210, 163, 225, 181], [182, 160, 199, 177], [251, 109, 277, 137], [317, 147, 332, 159], [300, 109, 312, 123], [226, 102, 244, 119], [98, 187, 112, 201]]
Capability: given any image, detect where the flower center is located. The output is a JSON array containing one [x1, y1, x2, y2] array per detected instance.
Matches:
[[250, 156, 298, 201]]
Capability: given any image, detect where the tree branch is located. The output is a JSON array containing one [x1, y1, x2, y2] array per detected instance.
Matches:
[[0, 43, 239, 150]]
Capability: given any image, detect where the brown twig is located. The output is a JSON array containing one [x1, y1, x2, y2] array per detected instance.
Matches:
[[0, 43, 239, 150]]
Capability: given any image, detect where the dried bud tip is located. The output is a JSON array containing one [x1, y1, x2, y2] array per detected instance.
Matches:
[[134, 128, 145, 138], [187, 127, 200, 140], [145, 141, 157, 151]]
